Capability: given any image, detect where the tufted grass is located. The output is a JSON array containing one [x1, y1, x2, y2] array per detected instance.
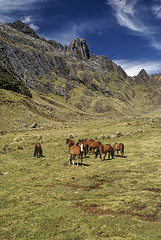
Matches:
[[0, 115, 161, 240]]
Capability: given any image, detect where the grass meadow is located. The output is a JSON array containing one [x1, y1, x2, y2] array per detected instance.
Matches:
[[0, 115, 161, 240]]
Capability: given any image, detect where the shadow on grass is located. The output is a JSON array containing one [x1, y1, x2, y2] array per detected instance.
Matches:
[[64, 163, 90, 167], [115, 155, 127, 158]]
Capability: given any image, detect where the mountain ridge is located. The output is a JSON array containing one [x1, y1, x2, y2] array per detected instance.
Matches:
[[0, 20, 161, 128]]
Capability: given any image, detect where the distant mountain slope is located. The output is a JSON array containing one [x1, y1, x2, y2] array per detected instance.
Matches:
[[0, 20, 161, 125]]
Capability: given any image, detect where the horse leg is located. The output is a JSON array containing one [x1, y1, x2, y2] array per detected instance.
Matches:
[[84, 148, 86, 157], [121, 148, 124, 157], [104, 153, 107, 160], [68, 154, 72, 165], [77, 155, 79, 167], [72, 155, 75, 165], [100, 153, 102, 161], [80, 152, 83, 165], [108, 152, 110, 160], [86, 145, 89, 154]]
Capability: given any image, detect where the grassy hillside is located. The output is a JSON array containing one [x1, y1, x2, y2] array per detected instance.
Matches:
[[0, 112, 161, 239], [0, 80, 161, 134]]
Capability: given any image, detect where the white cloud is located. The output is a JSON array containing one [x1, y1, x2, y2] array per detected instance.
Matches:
[[22, 16, 32, 24], [28, 23, 39, 31], [151, 2, 161, 19], [22, 16, 39, 31], [0, 0, 38, 12], [114, 59, 161, 76], [0, 0, 45, 23], [106, 0, 148, 33], [106, 0, 161, 51]]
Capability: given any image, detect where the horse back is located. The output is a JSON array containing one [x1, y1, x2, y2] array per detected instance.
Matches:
[[90, 141, 101, 148], [104, 144, 111, 152]]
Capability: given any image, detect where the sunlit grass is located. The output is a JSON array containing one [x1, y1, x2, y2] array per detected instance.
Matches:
[[0, 115, 161, 239]]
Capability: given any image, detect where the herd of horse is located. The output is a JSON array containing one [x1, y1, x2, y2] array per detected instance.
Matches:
[[33, 139, 125, 166], [66, 138, 124, 166]]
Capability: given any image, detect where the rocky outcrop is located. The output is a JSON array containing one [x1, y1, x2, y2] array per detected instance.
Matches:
[[7, 20, 39, 39], [133, 69, 150, 85], [47, 40, 65, 51], [0, 65, 32, 97], [67, 38, 90, 59], [1, 21, 127, 99], [149, 73, 161, 85]]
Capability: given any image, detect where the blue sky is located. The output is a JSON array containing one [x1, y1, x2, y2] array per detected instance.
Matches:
[[1, 0, 161, 76]]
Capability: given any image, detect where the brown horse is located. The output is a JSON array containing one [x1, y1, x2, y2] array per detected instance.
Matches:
[[95, 143, 114, 160], [88, 140, 102, 153], [68, 144, 84, 166], [34, 143, 43, 157], [66, 139, 74, 148], [113, 143, 124, 157]]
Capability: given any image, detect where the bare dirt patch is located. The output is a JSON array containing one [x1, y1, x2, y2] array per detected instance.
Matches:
[[75, 204, 160, 222]]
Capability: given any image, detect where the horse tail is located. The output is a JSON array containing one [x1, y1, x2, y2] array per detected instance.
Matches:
[[34, 144, 37, 157], [86, 144, 89, 153], [122, 144, 124, 154], [95, 146, 100, 158]]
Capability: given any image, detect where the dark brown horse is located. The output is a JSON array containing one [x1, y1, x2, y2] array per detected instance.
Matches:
[[95, 143, 114, 160], [34, 143, 43, 157], [113, 143, 124, 157], [66, 139, 74, 148], [85, 139, 95, 153], [68, 144, 84, 166]]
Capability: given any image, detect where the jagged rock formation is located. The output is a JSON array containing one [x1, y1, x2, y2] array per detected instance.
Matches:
[[149, 73, 161, 85], [7, 20, 40, 39], [133, 69, 150, 84], [67, 38, 90, 59]]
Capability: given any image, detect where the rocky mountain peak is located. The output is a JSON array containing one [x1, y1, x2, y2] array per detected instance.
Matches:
[[138, 69, 149, 83], [68, 38, 90, 60], [7, 20, 39, 39], [134, 69, 150, 84]]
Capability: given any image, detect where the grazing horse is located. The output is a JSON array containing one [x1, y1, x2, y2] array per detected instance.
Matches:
[[85, 139, 95, 153], [88, 141, 102, 153], [34, 143, 43, 157], [95, 143, 114, 160], [113, 143, 124, 157], [68, 144, 84, 166], [66, 139, 74, 148]]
